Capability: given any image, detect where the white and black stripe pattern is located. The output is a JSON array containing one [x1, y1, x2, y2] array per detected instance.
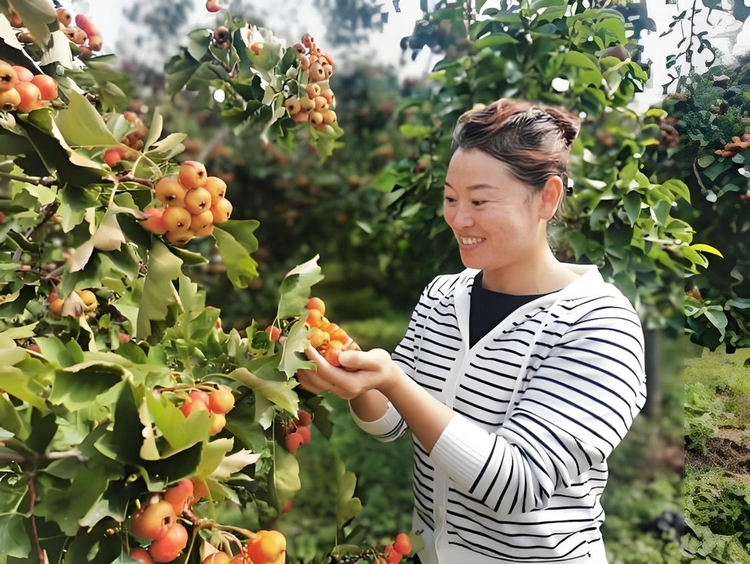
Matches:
[[352, 268, 646, 562]]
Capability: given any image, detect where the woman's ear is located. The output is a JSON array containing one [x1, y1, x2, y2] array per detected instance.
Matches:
[[539, 175, 564, 220]]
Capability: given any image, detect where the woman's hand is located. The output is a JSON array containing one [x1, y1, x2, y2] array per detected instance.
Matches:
[[296, 346, 400, 400]]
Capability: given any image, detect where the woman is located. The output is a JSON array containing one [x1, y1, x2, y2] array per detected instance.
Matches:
[[297, 98, 647, 564]]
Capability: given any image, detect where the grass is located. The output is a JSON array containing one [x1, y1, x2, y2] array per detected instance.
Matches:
[[683, 341, 750, 426]]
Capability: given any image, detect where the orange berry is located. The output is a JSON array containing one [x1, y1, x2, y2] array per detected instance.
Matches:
[[30, 74, 58, 101], [307, 327, 329, 349], [309, 111, 323, 127], [307, 297, 325, 314], [306, 308, 324, 327], [14, 81, 43, 113], [178, 161, 208, 189], [165, 229, 195, 246], [210, 198, 232, 223], [162, 206, 192, 232], [305, 83, 321, 99], [140, 208, 168, 235], [155, 177, 187, 206], [204, 176, 227, 204], [0, 63, 18, 92], [11, 66, 33, 82], [0, 88, 21, 111]]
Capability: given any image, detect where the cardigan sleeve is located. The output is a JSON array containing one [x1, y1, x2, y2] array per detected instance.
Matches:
[[349, 277, 440, 442], [429, 294, 647, 515]]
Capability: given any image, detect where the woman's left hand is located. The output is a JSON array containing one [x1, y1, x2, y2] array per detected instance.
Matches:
[[296, 346, 399, 400]]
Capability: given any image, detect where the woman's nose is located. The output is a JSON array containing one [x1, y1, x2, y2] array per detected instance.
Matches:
[[449, 204, 474, 228]]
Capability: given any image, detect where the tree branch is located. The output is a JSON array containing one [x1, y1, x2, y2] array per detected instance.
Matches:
[[0, 171, 57, 187], [28, 476, 45, 564], [0, 448, 84, 466]]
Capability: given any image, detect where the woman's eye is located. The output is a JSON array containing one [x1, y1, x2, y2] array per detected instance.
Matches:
[[444, 196, 456, 204], [472, 200, 486, 207]]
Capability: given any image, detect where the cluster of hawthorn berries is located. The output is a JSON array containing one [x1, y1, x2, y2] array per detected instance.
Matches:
[[55, 8, 103, 58], [283, 34, 337, 129], [200, 530, 287, 564], [178, 384, 235, 436], [0, 61, 58, 113], [101, 111, 150, 165], [304, 296, 354, 367], [127, 476, 286, 564], [128, 482, 195, 563], [139, 161, 233, 247], [376, 533, 413, 564], [48, 289, 97, 318], [280, 409, 314, 455], [10, 5, 102, 57]]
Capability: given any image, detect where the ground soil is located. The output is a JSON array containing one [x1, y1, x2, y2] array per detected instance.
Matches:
[[686, 428, 750, 481]]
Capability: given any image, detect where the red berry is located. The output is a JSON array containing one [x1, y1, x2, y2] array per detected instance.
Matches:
[[297, 410, 313, 426], [297, 425, 311, 444], [394, 533, 412, 555], [285, 432, 303, 455]]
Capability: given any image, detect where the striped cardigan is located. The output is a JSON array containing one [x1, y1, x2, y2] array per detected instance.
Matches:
[[351, 265, 647, 563]]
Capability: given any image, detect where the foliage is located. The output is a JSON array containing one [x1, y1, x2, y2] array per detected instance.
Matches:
[[684, 383, 726, 455], [683, 467, 750, 563], [0, 3, 405, 563], [650, 63, 750, 350], [357, 0, 711, 334]]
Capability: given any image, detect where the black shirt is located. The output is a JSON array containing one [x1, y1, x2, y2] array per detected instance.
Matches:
[[469, 271, 551, 348]]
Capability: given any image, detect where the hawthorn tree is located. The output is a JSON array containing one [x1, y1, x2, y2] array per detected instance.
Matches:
[[0, 2, 413, 564]]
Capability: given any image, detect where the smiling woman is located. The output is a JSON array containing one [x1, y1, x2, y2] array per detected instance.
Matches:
[[296, 98, 647, 564]]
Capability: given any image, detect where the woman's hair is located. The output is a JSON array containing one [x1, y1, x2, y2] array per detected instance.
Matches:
[[450, 99, 581, 195]]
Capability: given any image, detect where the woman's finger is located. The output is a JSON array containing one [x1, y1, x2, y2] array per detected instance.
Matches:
[[296, 368, 331, 394]]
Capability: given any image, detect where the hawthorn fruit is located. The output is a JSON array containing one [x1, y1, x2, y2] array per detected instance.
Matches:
[[129, 500, 177, 541], [148, 522, 188, 562], [163, 479, 194, 515], [130, 548, 155, 564]]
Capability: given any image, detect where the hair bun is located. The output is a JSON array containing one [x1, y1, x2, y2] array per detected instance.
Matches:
[[544, 107, 580, 149]]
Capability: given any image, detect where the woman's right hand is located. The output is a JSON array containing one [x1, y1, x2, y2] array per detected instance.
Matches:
[[296, 346, 402, 400]]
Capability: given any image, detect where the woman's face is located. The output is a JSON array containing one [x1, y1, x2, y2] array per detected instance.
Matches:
[[443, 149, 553, 279]]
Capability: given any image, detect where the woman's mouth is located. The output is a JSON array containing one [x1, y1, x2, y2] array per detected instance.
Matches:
[[458, 236, 486, 249]]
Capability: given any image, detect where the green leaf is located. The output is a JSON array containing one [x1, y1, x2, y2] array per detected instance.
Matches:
[[0, 362, 48, 411], [55, 89, 119, 148], [703, 308, 728, 335], [0, 515, 30, 561], [146, 392, 210, 454], [697, 154, 715, 168], [0, 322, 38, 348], [278, 317, 315, 378], [272, 445, 301, 507], [277, 255, 324, 320], [49, 362, 125, 410], [474, 33, 518, 49], [230, 367, 299, 415], [0, 392, 30, 439], [137, 241, 182, 339], [335, 459, 363, 530], [690, 243, 723, 257], [34, 463, 119, 536], [623, 191, 641, 225], [212, 220, 260, 288]]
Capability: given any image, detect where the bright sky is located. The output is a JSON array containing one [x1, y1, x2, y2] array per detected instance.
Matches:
[[72, 0, 749, 111]]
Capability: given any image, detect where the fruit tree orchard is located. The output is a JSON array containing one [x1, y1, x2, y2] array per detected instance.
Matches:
[[0, 0, 417, 563]]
